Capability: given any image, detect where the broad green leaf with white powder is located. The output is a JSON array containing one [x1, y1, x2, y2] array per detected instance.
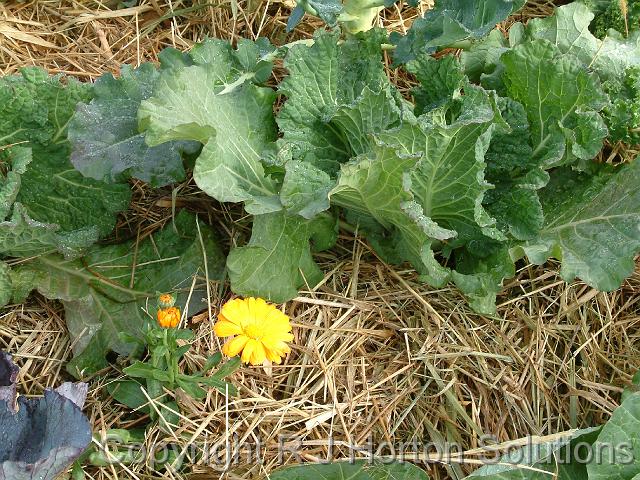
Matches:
[[270, 460, 430, 479], [0, 148, 100, 259], [379, 86, 503, 245], [483, 98, 547, 240], [515, 2, 640, 145], [189, 37, 275, 86], [331, 86, 404, 156], [69, 63, 199, 187], [16, 145, 131, 238], [0, 68, 131, 239], [0, 147, 31, 220], [407, 55, 466, 115], [138, 43, 279, 214], [329, 143, 429, 259], [520, 2, 640, 82], [392, 0, 525, 64], [513, 160, 640, 292], [3, 10, 638, 319], [280, 161, 333, 219], [467, 427, 600, 479], [0, 204, 97, 259]]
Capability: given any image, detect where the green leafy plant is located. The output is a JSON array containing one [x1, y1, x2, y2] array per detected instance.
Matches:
[[68, 57, 200, 187], [71, 428, 181, 477], [9, 210, 225, 376], [466, 387, 640, 479], [58, 1, 640, 315], [0, 2, 639, 479], [0, 66, 227, 380], [286, 0, 395, 34], [270, 460, 430, 479], [0, 69, 131, 240], [108, 297, 240, 430], [2, 1, 640, 330], [580, 0, 640, 38], [81, 428, 146, 469], [391, 0, 526, 63], [284, 0, 525, 60]]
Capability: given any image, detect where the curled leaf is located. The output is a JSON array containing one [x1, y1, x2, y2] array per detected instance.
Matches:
[[0, 352, 18, 413], [0, 350, 92, 480]]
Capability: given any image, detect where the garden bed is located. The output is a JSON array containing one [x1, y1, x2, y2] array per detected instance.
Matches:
[[0, 1, 639, 479]]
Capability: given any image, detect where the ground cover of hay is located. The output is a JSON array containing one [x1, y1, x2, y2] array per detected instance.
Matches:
[[1, 1, 639, 479]]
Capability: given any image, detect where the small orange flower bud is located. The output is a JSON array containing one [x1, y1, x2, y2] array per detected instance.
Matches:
[[158, 293, 176, 308], [157, 306, 180, 328]]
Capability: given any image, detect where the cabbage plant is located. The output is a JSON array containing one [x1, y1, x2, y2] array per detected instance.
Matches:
[[0, 351, 92, 480]]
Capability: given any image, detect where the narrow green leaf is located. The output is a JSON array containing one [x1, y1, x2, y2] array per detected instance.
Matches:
[[106, 380, 150, 412], [176, 377, 207, 399], [123, 362, 172, 382], [201, 353, 223, 372]]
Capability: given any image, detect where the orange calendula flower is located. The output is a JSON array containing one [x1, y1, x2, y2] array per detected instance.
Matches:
[[214, 297, 293, 365], [157, 306, 180, 328], [158, 293, 176, 308]]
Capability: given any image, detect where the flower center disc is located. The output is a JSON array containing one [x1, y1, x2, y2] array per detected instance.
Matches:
[[244, 324, 262, 340]]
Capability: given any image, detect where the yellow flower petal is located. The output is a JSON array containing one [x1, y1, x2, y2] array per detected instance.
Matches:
[[241, 339, 258, 364], [265, 347, 283, 364], [214, 320, 243, 337], [266, 308, 290, 325], [272, 341, 291, 356], [219, 298, 249, 327], [250, 341, 267, 365], [262, 333, 294, 350], [222, 335, 249, 357]]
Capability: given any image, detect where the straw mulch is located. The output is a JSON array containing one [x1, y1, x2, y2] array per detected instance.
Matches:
[[1, 1, 639, 479]]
